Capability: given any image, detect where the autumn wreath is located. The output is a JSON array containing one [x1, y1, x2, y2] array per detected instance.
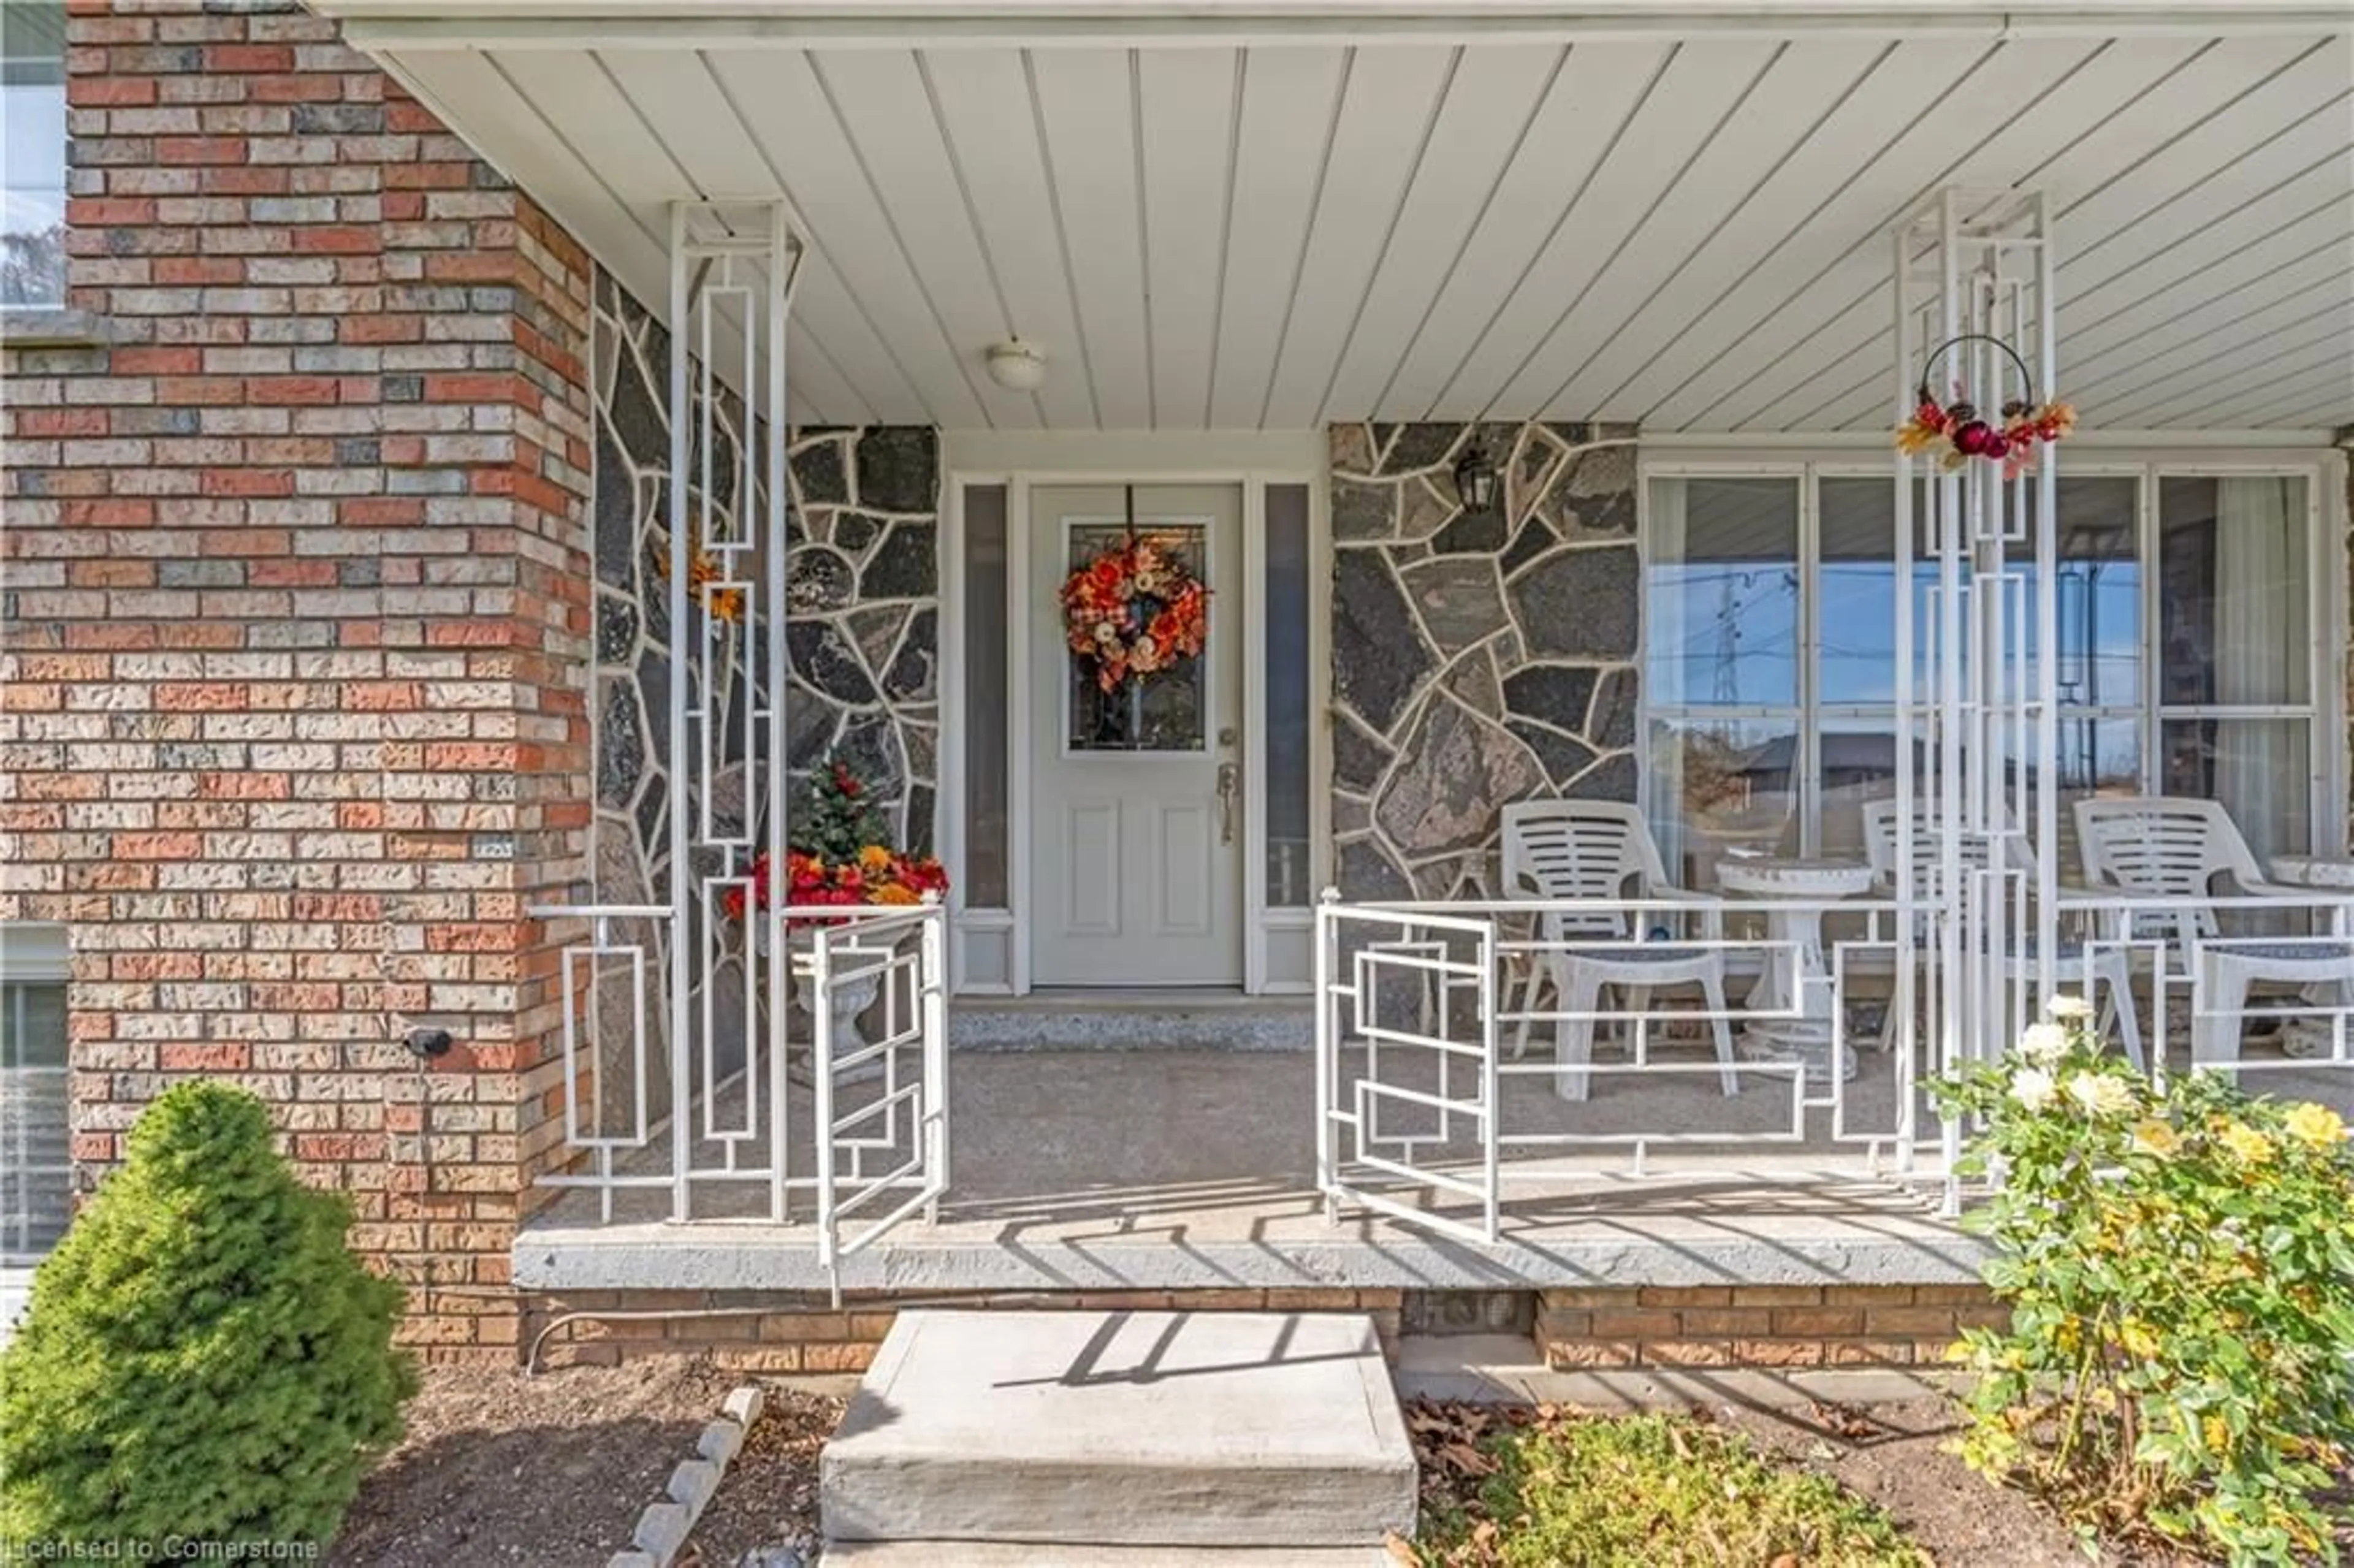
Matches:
[[1059, 533, 1209, 694], [1896, 333, 2076, 478]]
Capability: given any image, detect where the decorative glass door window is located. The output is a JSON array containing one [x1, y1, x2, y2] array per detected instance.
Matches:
[[1064, 521, 1210, 753]]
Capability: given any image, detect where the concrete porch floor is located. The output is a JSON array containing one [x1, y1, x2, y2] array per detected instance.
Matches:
[[519, 1041, 1994, 1293], [516, 1035, 2354, 1295]]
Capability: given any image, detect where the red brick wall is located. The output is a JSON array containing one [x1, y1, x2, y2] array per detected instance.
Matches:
[[1536, 1285, 2005, 1369], [522, 1289, 1409, 1374], [0, 1, 593, 1361]]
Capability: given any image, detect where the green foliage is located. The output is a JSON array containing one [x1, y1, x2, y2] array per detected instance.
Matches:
[[790, 755, 892, 863], [0, 1081, 416, 1550], [1414, 1406, 1925, 1567], [1932, 1005, 2354, 1564]]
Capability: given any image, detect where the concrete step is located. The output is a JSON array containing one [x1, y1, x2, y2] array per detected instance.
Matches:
[[823, 1544, 1397, 1566], [821, 1309, 1417, 1550]]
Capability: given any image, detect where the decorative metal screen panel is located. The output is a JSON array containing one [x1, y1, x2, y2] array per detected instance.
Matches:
[[531, 204, 948, 1274]]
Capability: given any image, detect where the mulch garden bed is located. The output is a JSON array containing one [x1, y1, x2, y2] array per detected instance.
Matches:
[[329, 1359, 842, 1568], [679, 1386, 844, 1568]]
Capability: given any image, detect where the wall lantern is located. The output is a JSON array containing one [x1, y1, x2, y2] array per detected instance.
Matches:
[[1453, 436, 1499, 514]]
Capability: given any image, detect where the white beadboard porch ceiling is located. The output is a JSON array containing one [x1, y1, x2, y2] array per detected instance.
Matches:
[[323, 4, 2354, 433]]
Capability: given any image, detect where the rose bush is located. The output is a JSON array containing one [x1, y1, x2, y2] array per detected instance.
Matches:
[[1933, 1002, 2354, 1562]]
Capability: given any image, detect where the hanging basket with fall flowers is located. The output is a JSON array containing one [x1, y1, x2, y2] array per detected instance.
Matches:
[[1059, 533, 1209, 695], [1896, 333, 2076, 478], [720, 758, 948, 927]]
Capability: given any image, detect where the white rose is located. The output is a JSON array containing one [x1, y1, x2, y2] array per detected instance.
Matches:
[[2017, 1022, 2069, 1066], [2046, 994, 2094, 1022], [2009, 1067, 2057, 1112], [2066, 1071, 2135, 1119]]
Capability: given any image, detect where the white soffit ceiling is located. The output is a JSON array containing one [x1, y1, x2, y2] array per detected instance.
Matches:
[[334, 9, 2354, 432]]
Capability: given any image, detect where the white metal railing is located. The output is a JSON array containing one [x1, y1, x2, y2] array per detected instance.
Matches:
[[529, 897, 950, 1292], [1314, 901, 1499, 1244], [1312, 885, 2354, 1235], [2055, 889, 2354, 1084], [812, 899, 950, 1303]]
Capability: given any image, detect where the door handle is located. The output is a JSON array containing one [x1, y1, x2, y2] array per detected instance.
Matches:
[[1216, 761, 1238, 845]]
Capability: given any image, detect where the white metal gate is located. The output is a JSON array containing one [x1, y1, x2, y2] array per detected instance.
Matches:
[[810, 902, 950, 1300], [531, 202, 948, 1292], [1313, 900, 1501, 1244]]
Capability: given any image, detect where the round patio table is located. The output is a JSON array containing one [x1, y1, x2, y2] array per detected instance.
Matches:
[[1715, 856, 1873, 1088], [2264, 855, 2354, 1059]]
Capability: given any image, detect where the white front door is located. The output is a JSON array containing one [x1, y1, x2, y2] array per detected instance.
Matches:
[[1029, 482, 1244, 987]]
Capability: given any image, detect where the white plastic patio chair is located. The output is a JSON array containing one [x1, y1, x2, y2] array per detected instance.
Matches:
[[1500, 801, 1737, 1103], [1861, 799, 2144, 1071], [2074, 796, 2354, 1067]]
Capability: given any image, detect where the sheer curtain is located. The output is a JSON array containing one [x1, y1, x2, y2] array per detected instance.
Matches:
[[1645, 479, 1689, 878], [2210, 476, 2306, 863]]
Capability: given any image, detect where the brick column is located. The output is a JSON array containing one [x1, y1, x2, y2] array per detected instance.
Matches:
[[0, 2, 593, 1361]]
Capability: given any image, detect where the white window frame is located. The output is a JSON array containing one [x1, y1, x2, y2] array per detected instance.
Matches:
[[1638, 449, 2347, 864], [1, 923, 70, 1266], [1, 1, 70, 312]]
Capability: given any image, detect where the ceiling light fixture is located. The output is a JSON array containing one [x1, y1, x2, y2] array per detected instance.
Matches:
[[985, 338, 1048, 392]]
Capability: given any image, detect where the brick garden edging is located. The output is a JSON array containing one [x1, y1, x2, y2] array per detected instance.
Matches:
[[608, 1383, 766, 1568]]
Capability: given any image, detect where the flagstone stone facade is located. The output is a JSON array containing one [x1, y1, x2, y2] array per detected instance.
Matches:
[[587, 277, 942, 917], [1328, 421, 1642, 902]]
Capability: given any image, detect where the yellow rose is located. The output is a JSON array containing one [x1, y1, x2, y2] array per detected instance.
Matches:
[[2284, 1102, 2347, 1149], [2130, 1119, 2181, 1158], [2117, 1319, 2159, 1359], [2065, 1070, 2135, 1119], [2204, 1415, 2231, 1454], [858, 843, 894, 874], [2219, 1122, 2275, 1165]]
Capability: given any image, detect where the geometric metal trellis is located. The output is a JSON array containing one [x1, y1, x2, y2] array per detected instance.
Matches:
[[1892, 188, 2063, 1197]]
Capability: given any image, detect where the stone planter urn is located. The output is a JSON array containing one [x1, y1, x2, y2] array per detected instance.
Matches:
[[753, 918, 888, 1084]]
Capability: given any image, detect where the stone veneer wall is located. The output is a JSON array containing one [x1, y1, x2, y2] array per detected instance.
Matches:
[[0, 3, 594, 1360], [1328, 422, 1640, 900]]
